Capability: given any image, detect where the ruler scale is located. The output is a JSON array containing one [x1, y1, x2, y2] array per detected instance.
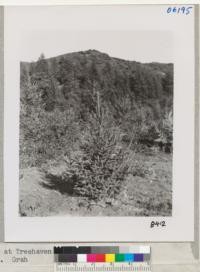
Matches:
[[54, 246, 151, 272], [54, 263, 151, 272]]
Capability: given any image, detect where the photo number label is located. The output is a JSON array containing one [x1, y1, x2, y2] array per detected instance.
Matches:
[[167, 6, 193, 15], [150, 221, 166, 228]]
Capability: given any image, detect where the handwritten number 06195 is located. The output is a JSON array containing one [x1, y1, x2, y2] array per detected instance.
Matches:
[[167, 6, 193, 15]]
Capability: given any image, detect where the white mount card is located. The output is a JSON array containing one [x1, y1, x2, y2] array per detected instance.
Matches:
[[3, 4, 195, 242]]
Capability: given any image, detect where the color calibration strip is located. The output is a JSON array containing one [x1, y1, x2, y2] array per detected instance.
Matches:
[[54, 246, 150, 263]]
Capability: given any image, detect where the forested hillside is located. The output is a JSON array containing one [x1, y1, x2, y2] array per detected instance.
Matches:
[[19, 50, 173, 216]]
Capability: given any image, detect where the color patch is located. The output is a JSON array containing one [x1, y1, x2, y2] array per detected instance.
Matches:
[[95, 254, 105, 262], [119, 247, 131, 253], [78, 247, 92, 254], [124, 254, 134, 262], [105, 254, 115, 262], [77, 254, 87, 262], [87, 254, 96, 262], [134, 254, 144, 262], [115, 254, 125, 262], [139, 246, 150, 254], [63, 247, 77, 254], [58, 254, 77, 262], [144, 254, 151, 262], [91, 247, 119, 254]]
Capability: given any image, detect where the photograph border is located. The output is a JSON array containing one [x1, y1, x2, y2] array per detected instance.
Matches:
[[3, 4, 195, 242], [0, 3, 199, 270]]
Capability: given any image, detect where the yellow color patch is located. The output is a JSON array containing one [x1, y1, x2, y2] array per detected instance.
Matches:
[[105, 254, 115, 262]]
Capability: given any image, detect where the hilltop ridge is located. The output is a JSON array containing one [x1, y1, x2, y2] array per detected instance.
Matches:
[[21, 49, 173, 118]]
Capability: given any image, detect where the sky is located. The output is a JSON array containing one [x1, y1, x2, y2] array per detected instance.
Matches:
[[20, 30, 173, 63]]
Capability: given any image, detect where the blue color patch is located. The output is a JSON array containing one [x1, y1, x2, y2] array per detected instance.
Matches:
[[134, 254, 144, 262], [124, 254, 134, 262]]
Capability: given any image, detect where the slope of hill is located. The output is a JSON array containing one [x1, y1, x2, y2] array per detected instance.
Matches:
[[21, 49, 173, 116]]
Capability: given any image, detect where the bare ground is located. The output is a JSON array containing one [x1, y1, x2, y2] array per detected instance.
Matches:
[[19, 152, 172, 217]]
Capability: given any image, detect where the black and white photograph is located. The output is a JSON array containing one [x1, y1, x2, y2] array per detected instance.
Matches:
[[4, 5, 195, 241], [19, 31, 173, 217]]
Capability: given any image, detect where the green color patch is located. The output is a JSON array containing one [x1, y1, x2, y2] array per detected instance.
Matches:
[[115, 254, 125, 262]]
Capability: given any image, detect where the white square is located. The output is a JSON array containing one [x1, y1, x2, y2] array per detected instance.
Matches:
[[77, 254, 87, 262], [139, 246, 151, 254]]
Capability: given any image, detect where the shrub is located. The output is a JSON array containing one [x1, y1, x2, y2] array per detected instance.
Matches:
[[60, 93, 135, 201]]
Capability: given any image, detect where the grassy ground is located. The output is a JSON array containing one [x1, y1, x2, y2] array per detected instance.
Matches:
[[19, 151, 172, 217]]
